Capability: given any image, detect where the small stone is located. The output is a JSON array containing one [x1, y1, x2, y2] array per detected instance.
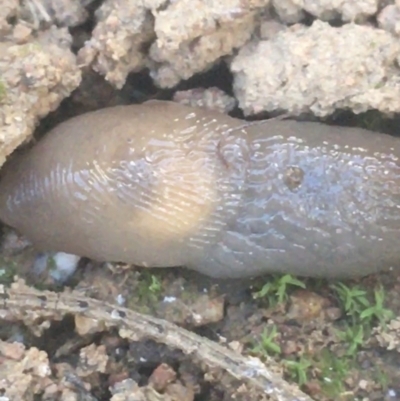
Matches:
[[13, 24, 33, 44], [75, 315, 106, 336], [149, 363, 177, 392], [287, 289, 331, 323]]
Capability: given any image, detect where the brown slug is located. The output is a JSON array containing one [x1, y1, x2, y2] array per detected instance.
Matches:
[[0, 100, 399, 279]]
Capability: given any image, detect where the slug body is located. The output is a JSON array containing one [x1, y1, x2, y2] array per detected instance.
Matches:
[[0, 100, 400, 278]]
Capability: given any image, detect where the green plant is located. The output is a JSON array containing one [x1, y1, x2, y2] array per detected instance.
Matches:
[[137, 271, 163, 304], [0, 257, 17, 285], [336, 323, 365, 356], [331, 283, 369, 324], [316, 349, 351, 397], [332, 282, 394, 355], [374, 366, 389, 391], [46, 255, 57, 271], [253, 274, 306, 305], [252, 325, 281, 355], [359, 285, 394, 326], [148, 274, 162, 293], [285, 356, 312, 386], [0, 80, 6, 102]]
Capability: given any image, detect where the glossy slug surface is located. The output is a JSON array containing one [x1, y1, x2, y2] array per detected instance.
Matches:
[[0, 100, 400, 278], [199, 121, 400, 278]]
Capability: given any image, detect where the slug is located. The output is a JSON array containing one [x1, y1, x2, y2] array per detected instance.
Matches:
[[0, 100, 399, 279]]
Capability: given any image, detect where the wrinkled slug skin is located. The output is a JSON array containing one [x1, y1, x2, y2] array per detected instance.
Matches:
[[0, 100, 400, 278]]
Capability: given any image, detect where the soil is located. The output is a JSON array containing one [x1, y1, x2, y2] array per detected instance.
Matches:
[[1, 227, 400, 401]]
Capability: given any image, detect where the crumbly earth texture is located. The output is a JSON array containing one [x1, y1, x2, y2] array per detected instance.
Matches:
[[77, 0, 272, 89], [0, 24, 81, 169], [272, 0, 379, 22], [4, 0, 400, 168], [75, 0, 400, 116], [230, 20, 400, 117]]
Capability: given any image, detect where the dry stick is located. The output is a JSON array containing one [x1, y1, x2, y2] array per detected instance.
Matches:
[[0, 281, 314, 401]]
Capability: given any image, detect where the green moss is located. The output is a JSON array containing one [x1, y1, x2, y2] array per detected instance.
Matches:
[[0, 256, 17, 285], [285, 356, 313, 387], [129, 271, 163, 313], [249, 275, 395, 399], [332, 282, 394, 355], [0, 79, 7, 102], [16, 42, 42, 57], [374, 366, 389, 391], [252, 274, 306, 306], [316, 349, 352, 397], [251, 325, 281, 356]]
